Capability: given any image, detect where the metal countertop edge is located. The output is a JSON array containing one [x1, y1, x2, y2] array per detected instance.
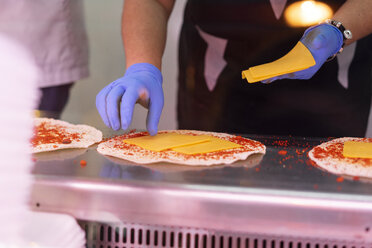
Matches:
[[30, 175, 372, 242], [32, 175, 372, 207]]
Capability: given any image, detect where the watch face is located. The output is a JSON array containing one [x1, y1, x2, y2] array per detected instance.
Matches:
[[344, 30, 353, 40]]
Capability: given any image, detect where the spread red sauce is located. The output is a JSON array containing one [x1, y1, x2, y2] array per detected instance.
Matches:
[[272, 140, 289, 147], [31, 122, 81, 146], [295, 149, 305, 155], [311, 140, 372, 167]]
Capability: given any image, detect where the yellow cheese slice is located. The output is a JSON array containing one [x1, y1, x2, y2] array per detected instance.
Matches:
[[123, 133, 211, 152], [242, 69, 256, 83], [242, 41, 316, 83], [172, 136, 242, 155], [242, 68, 270, 83], [343, 141, 372, 159]]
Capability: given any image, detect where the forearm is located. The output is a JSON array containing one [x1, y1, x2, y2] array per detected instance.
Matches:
[[333, 0, 372, 45], [122, 0, 175, 70]]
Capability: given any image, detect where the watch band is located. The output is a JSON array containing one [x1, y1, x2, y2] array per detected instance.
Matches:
[[324, 19, 352, 61], [325, 19, 353, 43]]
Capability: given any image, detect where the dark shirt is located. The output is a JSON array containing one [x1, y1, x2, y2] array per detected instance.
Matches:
[[177, 0, 372, 137]]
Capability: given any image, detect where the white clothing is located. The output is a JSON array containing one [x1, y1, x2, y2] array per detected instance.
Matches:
[[0, 34, 38, 245], [0, 0, 89, 88]]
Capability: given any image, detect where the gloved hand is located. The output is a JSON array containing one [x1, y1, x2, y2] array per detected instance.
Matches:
[[96, 63, 164, 136], [261, 23, 343, 84]]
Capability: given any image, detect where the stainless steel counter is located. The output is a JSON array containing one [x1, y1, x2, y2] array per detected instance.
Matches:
[[30, 134, 372, 245]]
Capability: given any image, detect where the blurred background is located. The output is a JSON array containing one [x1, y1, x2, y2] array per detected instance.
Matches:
[[62, 0, 187, 132]]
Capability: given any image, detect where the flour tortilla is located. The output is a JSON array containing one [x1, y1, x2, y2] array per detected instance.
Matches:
[[32, 118, 102, 153], [97, 130, 266, 166], [104, 153, 264, 172], [308, 137, 372, 178]]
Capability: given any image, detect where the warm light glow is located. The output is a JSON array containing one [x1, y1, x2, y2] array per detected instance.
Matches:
[[284, 0, 333, 27]]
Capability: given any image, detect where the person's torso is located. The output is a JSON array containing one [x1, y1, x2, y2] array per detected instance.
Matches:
[[177, 0, 372, 137]]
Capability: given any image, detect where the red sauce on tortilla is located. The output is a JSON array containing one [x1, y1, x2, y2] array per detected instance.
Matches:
[[110, 131, 264, 161], [311, 140, 372, 167], [31, 122, 81, 146]]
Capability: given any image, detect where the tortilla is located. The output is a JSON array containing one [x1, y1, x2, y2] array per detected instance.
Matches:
[[308, 137, 372, 178], [103, 153, 264, 173], [31, 118, 102, 153], [97, 130, 266, 166]]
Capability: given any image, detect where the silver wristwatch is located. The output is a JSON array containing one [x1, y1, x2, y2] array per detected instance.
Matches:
[[324, 19, 353, 60]]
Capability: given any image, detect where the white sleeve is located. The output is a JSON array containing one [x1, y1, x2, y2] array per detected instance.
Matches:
[[0, 34, 39, 245]]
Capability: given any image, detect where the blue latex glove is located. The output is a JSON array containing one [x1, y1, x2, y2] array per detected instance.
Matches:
[[96, 63, 164, 136], [261, 23, 343, 84]]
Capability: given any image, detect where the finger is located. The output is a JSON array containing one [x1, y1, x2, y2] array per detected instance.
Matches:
[[96, 84, 114, 128], [290, 69, 311, 80], [268, 74, 293, 83], [137, 89, 149, 108], [146, 91, 164, 136], [120, 87, 140, 130], [261, 78, 274, 84], [279, 73, 295, 80], [106, 85, 126, 130], [261, 75, 283, 84]]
